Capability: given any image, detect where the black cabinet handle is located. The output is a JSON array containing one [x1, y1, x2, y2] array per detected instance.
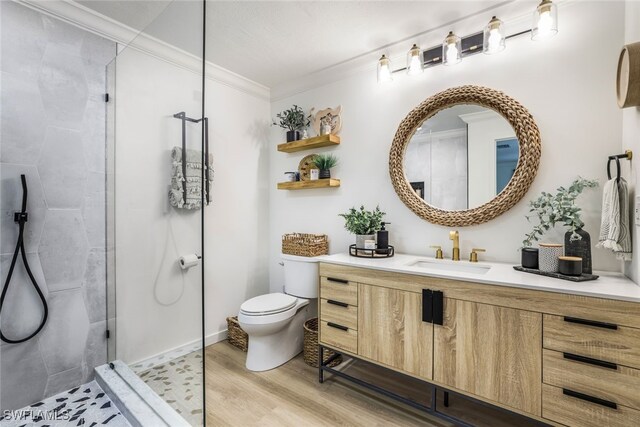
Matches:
[[563, 352, 618, 370], [327, 322, 348, 331], [433, 291, 444, 326], [422, 289, 433, 323], [564, 316, 618, 330], [562, 388, 617, 410], [326, 277, 349, 284], [327, 299, 348, 308]]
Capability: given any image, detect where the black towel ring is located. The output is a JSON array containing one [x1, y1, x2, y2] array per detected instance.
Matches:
[[607, 150, 633, 182]]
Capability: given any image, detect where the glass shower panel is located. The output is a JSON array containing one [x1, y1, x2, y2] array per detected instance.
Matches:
[[106, 1, 206, 425]]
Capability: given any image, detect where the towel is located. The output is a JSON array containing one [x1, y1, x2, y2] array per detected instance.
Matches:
[[169, 147, 214, 210], [597, 178, 632, 260]]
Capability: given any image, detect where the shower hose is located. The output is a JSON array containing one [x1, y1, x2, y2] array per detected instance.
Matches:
[[0, 174, 48, 343]]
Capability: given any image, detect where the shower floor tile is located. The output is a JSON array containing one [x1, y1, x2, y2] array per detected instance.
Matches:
[[138, 350, 204, 426], [0, 381, 130, 427]]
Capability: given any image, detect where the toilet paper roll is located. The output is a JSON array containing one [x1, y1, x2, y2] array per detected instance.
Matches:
[[179, 254, 201, 270]]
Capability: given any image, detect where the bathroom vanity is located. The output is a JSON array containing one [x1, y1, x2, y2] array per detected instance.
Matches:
[[317, 254, 640, 427]]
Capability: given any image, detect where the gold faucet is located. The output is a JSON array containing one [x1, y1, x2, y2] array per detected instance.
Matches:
[[449, 230, 460, 261]]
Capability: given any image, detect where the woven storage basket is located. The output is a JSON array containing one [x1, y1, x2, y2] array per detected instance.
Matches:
[[226, 316, 248, 352], [282, 233, 328, 257], [303, 318, 342, 368]]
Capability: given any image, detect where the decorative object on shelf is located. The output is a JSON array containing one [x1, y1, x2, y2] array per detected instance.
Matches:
[[226, 316, 248, 352], [521, 247, 539, 269], [303, 318, 341, 368], [483, 16, 505, 54], [284, 172, 297, 182], [565, 228, 592, 274], [443, 31, 461, 65], [617, 42, 640, 108], [558, 256, 583, 276], [310, 106, 342, 136], [406, 44, 423, 75], [532, 0, 558, 41], [339, 205, 386, 249], [349, 244, 395, 258], [513, 266, 598, 282], [538, 243, 563, 273], [364, 240, 376, 250], [302, 129, 309, 139], [312, 153, 338, 179], [282, 233, 328, 257], [310, 169, 319, 181], [273, 105, 311, 142], [298, 153, 319, 181]]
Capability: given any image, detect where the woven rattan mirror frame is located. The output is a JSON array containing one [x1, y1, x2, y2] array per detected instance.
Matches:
[[389, 85, 541, 226]]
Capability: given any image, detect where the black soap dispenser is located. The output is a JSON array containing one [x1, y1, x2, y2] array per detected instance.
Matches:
[[376, 222, 390, 254]]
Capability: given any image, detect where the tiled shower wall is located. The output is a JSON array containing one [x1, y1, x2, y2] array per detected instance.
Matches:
[[0, 2, 115, 410]]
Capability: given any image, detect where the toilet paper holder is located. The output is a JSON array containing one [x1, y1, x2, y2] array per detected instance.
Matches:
[[179, 253, 202, 269]]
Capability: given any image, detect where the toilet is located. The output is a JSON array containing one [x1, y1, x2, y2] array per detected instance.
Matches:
[[238, 254, 319, 371]]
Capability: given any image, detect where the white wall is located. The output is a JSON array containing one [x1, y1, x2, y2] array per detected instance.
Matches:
[[269, 1, 625, 291], [623, 0, 640, 282], [114, 49, 270, 364]]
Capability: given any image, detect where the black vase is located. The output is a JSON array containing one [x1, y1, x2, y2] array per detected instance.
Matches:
[[521, 247, 539, 269], [319, 169, 331, 179], [564, 228, 592, 274], [286, 130, 300, 142]]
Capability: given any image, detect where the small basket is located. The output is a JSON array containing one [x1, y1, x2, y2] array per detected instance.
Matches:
[[226, 316, 248, 352], [282, 233, 328, 257], [303, 318, 342, 368]]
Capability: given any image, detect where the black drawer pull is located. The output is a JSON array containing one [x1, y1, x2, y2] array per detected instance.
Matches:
[[327, 299, 348, 308], [562, 388, 617, 409], [564, 316, 618, 330], [563, 352, 618, 370], [422, 289, 433, 323], [326, 277, 349, 284], [327, 322, 348, 331]]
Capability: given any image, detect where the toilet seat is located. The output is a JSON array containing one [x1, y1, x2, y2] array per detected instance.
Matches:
[[240, 293, 298, 316]]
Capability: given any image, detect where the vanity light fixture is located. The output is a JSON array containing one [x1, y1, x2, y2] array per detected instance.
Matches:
[[377, 54, 393, 83], [406, 44, 424, 75], [442, 31, 462, 65], [532, 0, 558, 41], [483, 16, 505, 54]]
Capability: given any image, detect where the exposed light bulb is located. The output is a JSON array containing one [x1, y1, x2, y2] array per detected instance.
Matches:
[[446, 43, 458, 62], [406, 44, 424, 76], [532, 0, 558, 41], [537, 11, 553, 36], [377, 54, 393, 83], [442, 32, 461, 66], [483, 16, 505, 55]]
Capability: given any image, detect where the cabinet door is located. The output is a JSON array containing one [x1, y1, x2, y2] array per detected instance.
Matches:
[[358, 284, 433, 380], [434, 298, 542, 416]]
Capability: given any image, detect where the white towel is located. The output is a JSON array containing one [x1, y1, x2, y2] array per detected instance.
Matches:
[[597, 178, 632, 260]]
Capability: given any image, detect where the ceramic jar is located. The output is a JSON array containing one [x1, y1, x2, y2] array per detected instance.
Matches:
[[539, 243, 563, 273]]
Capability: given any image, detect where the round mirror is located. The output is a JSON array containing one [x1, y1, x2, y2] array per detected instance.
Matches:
[[390, 86, 541, 226]]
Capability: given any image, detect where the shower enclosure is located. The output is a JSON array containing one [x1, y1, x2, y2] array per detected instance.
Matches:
[[1, 1, 207, 425]]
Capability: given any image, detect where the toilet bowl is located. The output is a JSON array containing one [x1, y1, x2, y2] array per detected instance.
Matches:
[[238, 254, 319, 372]]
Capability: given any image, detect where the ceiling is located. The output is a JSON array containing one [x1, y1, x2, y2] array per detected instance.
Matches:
[[77, 1, 519, 88]]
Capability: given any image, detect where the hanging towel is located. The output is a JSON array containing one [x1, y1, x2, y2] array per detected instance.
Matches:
[[169, 147, 214, 210], [597, 178, 632, 261]]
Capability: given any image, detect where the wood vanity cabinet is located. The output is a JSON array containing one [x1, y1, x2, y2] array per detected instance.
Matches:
[[318, 262, 640, 427]]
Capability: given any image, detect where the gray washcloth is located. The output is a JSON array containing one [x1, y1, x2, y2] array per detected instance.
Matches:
[[169, 147, 214, 209], [597, 178, 632, 260]]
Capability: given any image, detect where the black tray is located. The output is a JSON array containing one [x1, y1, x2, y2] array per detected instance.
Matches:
[[349, 245, 394, 258], [513, 266, 599, 282]]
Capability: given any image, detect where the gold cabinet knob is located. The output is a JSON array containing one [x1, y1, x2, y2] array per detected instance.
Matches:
[[469, 248, 486, 263], [430, 245, 444, 260]]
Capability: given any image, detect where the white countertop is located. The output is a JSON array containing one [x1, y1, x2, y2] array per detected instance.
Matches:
[[318, 253, 640, 303]]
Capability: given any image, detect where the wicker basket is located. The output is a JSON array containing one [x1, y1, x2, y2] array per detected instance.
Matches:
[[303, 318, 342, 368], [282, 233, 328, 257], [226, 316, 248, 352]]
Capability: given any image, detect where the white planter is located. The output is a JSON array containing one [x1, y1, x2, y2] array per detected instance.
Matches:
[[355, 234, 375, 249], [539, 243, 563, 272]]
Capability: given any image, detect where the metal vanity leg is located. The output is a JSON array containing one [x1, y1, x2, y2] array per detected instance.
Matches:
[[444, 391, 450, 407], [318, 345, 324, 383]]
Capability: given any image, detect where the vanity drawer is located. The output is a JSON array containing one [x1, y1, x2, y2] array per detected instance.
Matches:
[[543, 314, 640, 370], [320, 276, 358, 306], [320, 320, 357, 354], [542, 384, 640, 427], [320, 299, 357, 330], [543, 349, 640, 410]]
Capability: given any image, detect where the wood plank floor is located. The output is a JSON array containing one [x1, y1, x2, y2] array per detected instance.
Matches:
[[205, 342, 540, 427]]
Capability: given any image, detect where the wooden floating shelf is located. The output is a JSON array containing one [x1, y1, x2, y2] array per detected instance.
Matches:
[[277, 179, 341, 190], [277, 134, 340, 153]]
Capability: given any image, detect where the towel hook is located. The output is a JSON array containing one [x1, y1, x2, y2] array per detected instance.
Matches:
[[607, 150, 633, 182]]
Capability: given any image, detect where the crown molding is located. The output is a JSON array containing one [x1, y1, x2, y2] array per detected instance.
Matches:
[[17, 0, 270, 100]]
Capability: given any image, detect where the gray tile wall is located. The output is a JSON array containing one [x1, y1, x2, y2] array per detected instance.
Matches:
[[0, 2, 115, 410]]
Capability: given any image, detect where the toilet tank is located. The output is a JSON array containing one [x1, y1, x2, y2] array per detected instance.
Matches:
[[282, 254, 320, 298]]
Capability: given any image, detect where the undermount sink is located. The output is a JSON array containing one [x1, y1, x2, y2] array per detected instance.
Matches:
[[407, 259, 491, 275]]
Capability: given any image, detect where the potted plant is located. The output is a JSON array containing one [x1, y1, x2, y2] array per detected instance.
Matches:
[[313, 154, 338, 179], [522, 177, 598, 273], [273, 105, 311, 142], [339, 205, 386, 249]]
